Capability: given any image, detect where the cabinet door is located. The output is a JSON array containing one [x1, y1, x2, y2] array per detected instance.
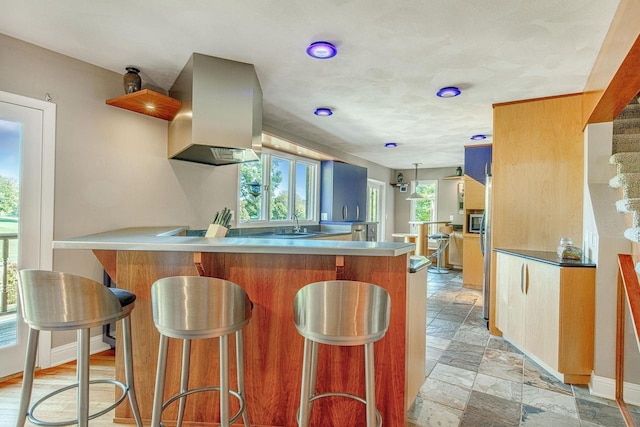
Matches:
[[495, 253, 526, 348], [463, 235, 483, 288], [321, 161, 367, 221], [464, 144, 492, 184], [523, 259, 560, 370]]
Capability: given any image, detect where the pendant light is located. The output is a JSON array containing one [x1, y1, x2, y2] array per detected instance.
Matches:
[[406, 163, 425, 200]]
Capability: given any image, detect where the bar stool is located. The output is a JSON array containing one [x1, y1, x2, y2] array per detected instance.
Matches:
[[16, 269, 142, 427], [150, 276, 252, 427], [293, 280, 391, 427], [428, 232, 450, 274]]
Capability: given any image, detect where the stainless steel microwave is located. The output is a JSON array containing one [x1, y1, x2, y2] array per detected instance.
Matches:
[[468, 213, 483, 233]]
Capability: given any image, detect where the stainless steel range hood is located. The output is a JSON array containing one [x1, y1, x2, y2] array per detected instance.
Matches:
[[168, 53, 262, 166]]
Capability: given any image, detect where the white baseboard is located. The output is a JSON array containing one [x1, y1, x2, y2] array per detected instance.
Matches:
[[590, 374, 640, 406], [48, 335, 111, 368]]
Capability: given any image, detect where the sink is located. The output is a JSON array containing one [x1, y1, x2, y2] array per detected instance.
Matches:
[[241, 231, 321, 239]]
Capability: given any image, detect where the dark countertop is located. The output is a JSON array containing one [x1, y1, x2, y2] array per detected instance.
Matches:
[[494, 248, 595, 268]]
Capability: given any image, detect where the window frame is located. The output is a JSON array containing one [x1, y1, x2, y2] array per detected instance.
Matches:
[[237, 148, 320, 228], [409, 179, 438, 231]]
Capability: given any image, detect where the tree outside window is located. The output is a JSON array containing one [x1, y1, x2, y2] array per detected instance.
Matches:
[[411, 180, 437, 223], [239, 149, 318, 224]]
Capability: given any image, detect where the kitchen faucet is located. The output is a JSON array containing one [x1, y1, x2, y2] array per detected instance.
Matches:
[[292, 212, 300, 233]]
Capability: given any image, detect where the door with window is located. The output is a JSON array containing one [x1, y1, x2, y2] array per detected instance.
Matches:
[[366, 179, 385, 242], [0, 91, 55, 377]]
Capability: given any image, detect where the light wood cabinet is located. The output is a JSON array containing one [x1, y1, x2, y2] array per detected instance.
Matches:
[[462, 234, 483, 289], [496, 251, 595, 384], [406, 266, 427, 408]]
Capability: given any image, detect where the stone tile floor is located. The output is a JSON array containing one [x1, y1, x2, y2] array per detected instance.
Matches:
[[406, 269, 640, 427]]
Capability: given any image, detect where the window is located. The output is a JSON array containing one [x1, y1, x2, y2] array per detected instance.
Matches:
[[410, 180, 437, 224], [239, 149, 319, 226]]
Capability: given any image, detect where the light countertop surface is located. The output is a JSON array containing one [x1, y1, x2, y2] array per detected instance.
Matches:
[[53, 226, 415, 257]]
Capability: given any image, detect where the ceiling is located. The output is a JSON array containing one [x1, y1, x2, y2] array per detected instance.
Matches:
[[0, 0, 621, 170]]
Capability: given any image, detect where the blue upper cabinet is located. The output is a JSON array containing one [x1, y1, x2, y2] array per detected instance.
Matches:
[[464, 144, 492, 184], [320, 161, 367, 222]]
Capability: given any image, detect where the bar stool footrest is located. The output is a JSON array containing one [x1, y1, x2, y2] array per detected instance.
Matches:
[[27, 379, 129, 427], [160, 386, 246, 425], [298, 391, 382, 427]]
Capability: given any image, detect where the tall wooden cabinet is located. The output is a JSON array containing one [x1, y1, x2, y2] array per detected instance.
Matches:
[[496, 250, 595, 384], [490, 94, 585, 334], [462, 144, 492, 289]]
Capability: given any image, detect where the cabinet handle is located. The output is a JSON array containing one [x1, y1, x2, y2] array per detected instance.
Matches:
[[524, 264, 529, 295], [356, 205, 360, 220], [343, 205, 348, 220], [520, 263, 525, 294]]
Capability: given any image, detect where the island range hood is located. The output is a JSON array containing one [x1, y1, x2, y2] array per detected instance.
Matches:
[[168, 53, 262, 166]]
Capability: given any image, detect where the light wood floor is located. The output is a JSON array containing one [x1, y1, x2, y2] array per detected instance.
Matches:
[[0, 350, 126, 426]]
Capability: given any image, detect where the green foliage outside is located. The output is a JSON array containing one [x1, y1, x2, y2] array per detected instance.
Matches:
[[414, 183, 436, 222], [0, 176, 19, 217], [239, 156, 311, 222], [0, 174, 20, 312]]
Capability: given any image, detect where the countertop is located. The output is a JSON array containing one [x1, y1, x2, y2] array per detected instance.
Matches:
[[53, 226, 415, 257], [494, 248, 596, 268]]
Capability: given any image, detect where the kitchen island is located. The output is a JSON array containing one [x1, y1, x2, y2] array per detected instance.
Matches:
[[53, 227, 419, 426]]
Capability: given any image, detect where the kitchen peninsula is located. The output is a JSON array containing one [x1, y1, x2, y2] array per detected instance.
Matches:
[[53, 227, 420, 426]]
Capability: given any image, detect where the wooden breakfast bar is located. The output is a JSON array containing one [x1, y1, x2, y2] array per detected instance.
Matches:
[[53, 227, 421, 426]]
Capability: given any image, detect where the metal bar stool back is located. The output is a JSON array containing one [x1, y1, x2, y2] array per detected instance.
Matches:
[[150, 276, 252, 427], [16, 269, 142, 427], [293, 280, 391, 427]]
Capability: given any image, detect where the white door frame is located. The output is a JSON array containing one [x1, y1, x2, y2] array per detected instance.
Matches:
[[0, 90, 56, 372], [367, 178, 386, 242]]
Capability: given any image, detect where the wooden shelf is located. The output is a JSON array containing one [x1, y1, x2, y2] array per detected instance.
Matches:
[[441, 175, 464, 180], [105, 89, 181, 121]]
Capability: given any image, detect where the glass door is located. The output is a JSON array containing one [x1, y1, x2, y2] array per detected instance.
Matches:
[[0, 92, 55, 377], [366, 179, 385, 242]]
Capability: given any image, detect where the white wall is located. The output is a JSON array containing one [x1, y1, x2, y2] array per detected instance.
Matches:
[[1, 34, 395, 346], [583, 122, 640, 403], [392, 166, 464, 234]]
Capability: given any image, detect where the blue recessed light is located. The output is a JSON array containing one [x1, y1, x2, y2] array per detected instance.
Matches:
[[385, 142, 398, 148], [470, 134, 487, 140], [314, 107, 333, 116], [436, 86, 461, 98], [306, 41, 337, 59]]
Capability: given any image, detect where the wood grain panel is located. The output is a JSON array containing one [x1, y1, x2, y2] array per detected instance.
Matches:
[[491, 94, 584, 334], [583, 0, 640, 125], [462, 235, 482, 289], [101, 251, 411, 426], [463, 175, 485, 211], [113, 251, 198, 421], [93, 250, 116, 280], [558, 267, 595, 375]]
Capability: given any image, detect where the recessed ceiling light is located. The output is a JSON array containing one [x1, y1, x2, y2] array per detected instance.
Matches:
[[470, 134, 487, 140], [306, 41, 337, 59], [436, 87, 461, 98], [385, 142, 398, 148], [314, 108, 333, 116]]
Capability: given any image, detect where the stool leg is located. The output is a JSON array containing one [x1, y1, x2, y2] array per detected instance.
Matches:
[[16, 328, 39, 426], [77, 328, 90, 427], [309, 341, 319, 413], [121, 315, 143, 427], [151, 334, 169, 427], [298, 338, 314, 427], [177, 338, 191, 427], [219, 334, 230, 427], [364, 342, 377, 427], [235, 329, 250, 427]]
